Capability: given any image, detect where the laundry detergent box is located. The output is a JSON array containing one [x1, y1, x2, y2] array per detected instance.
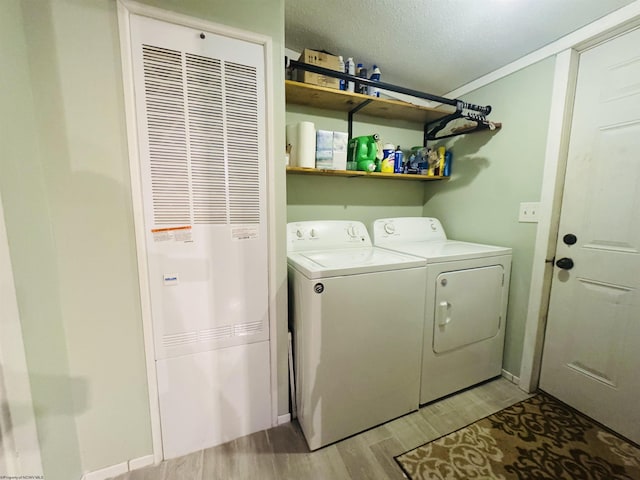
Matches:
[[297, 48, 341, 90], [315, 130, 334, 169], [332, 131, 348, 170], [315, 130, 348, 170]]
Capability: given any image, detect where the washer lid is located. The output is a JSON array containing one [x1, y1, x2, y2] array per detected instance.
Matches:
[[379, 240, 512, 263], [287, 246, 426, 278]]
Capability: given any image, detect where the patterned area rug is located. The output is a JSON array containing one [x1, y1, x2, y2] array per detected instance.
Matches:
[[395, 393, 640, 480]]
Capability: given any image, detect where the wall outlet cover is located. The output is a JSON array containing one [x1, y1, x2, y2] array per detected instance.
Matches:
[[519, 202, 540, 223]]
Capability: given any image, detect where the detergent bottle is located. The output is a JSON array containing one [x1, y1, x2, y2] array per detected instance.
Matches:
[[380, 143, 395, 172], [345, 57, 355, 92], [347, 134, 380, 172], [368, 65, 381, 97]]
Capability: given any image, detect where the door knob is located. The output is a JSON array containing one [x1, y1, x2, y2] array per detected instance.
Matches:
[[563, 234, 577, 245], [555, 257, 574, 270]]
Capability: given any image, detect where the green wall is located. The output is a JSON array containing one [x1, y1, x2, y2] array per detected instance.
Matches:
[[0, 0, 285, 478], [286, 107, 426, 226], [424, 58, 556, 376], [0, 2, 83, 478]]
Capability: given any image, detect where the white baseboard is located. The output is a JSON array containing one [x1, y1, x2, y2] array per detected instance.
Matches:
[[277, 413, 291, 425], [81, 454, 155, 480], [129, 454, 155, 470], [501, 369, 520, 385], [81, 462, 128, 480]]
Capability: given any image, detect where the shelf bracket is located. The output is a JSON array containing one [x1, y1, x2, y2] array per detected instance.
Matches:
[[348, 99, 373, 140]]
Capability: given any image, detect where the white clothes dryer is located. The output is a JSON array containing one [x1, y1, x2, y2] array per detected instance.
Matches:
[[372, 217, 512, 405], [287, 220, 427, 450]]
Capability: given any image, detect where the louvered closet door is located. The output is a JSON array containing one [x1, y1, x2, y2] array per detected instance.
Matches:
[[129, 15, 271, 458]]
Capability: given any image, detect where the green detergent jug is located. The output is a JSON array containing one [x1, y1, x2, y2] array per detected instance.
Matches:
[[347, 134, 381, 172]]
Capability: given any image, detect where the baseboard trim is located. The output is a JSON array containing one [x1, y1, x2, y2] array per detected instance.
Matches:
[[501, 369, 520, 385], [81, 454, 155, 480], [81, 462, 128, 480], [277, 413, 291, 425], [129, 454, 155, 471]]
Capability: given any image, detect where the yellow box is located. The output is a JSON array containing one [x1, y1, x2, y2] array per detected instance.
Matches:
[[297, 49, 341, 90]]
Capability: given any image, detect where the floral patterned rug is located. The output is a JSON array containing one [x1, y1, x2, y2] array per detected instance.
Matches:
[[395, 393, 640, 480]]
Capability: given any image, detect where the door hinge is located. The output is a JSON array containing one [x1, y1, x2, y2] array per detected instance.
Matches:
[[545, 257, 555, 264]]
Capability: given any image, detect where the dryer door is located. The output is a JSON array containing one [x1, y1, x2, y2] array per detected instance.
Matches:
[[433, 265, 504, 353]]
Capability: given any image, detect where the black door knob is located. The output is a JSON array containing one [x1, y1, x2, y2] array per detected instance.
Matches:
[[563, 234, 577, 245], [555, 257, 574, 270]]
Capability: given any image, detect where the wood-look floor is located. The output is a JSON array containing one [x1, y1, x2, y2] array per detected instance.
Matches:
[[114, 378, 532, 480]]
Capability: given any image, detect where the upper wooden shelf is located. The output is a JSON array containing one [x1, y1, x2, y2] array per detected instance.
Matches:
[[285, 80, 454, 124]]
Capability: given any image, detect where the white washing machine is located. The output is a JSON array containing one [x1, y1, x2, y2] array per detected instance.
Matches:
[[372, 217, 512, 405], [287, 220, 427, 450]]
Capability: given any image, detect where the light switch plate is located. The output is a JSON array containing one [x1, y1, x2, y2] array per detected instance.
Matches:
[[519, 202, 540, 223]]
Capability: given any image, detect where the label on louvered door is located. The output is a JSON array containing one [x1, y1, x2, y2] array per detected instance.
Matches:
[[130, 15, 268, 360]]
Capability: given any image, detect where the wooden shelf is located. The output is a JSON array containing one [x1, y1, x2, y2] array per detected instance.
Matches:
[[286, 166, 446, 181], [285, 80, 454, 124], [285, 80, 501, 138]]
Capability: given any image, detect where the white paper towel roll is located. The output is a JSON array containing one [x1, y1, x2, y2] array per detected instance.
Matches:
[[297, 121, 316, 168]]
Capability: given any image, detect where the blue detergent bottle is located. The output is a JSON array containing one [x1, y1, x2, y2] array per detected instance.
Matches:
[[368, 65, 381, 97], [443, 150, 453, 176], [394, 146, 404, 173]]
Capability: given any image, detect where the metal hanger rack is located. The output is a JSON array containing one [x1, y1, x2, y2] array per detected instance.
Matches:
[[286, 58, 499, 146]]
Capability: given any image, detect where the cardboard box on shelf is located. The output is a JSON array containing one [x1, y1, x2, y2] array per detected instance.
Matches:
[[297, 49, 341, 90]]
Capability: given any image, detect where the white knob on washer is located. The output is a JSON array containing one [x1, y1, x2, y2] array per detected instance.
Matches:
[[384, 223, 395, 234], [296, 229, 303, 238], [430, 223, 437, 231], [347, 225, 357, 237], [310, 228, 317, 238]]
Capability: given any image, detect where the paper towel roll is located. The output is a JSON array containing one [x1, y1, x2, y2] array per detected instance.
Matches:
[[297, 121, 316, 168]]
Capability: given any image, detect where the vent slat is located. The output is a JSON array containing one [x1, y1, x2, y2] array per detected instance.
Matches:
[[185, 52, 227, 226], [163, 331, 198, 347], [143, 44, 190, 226], [224, 61, 259, 225], [234, 321, 262, 336]]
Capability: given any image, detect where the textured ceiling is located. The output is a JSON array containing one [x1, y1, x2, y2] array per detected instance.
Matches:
[[285, 0, 635, 96]]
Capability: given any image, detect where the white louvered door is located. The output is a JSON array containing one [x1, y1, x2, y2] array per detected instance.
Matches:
[[129, 15, 271, 459]]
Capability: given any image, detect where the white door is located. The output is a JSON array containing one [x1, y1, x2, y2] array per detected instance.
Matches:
[[540, 27, 640, 444]]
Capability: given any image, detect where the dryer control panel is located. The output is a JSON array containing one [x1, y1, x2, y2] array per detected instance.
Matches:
[[287, 221, 371, 252], [372, 217, 447, 245]]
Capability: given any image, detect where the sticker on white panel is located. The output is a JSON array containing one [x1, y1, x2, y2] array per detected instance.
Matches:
[[152, 226, 193, 243], [232, 226, 258, 241], [163, 273, 179, 286]]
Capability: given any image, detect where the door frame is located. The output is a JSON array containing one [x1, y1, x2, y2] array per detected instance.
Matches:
[[0, 194, 43, 475], [446, 2, 640, 393], [117, 0, 279, 463]]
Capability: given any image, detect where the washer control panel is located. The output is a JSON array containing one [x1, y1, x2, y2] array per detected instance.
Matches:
[[288, 221, 371, 252]]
